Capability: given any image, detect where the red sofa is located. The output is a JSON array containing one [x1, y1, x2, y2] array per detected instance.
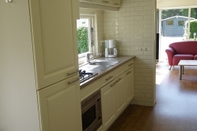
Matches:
[[165, 41, 197, 69]]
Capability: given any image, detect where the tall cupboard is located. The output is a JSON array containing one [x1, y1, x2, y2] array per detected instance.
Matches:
[[0, 0, 82, 131]]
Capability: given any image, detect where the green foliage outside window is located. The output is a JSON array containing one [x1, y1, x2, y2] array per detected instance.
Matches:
[[162, 8, 197, 19], [190, 21, 197, 38], [77, 27, 89, 54], [184, 20, 197, 39]]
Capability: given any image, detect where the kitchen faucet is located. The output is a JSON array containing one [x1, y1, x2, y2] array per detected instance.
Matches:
[[87, 52, 95, 65]]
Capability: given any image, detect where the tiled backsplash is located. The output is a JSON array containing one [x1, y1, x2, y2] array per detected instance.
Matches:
[[103, 0, 156, 106]]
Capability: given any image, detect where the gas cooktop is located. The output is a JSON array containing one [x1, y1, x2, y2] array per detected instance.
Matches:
[[79, 70, 98, 83]]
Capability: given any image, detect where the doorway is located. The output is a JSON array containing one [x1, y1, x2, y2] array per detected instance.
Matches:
[[158, 7, 197, 62]]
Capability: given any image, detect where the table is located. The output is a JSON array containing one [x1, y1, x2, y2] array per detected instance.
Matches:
[[178, 60, 197, 80]]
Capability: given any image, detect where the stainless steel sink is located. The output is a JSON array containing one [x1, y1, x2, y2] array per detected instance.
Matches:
[[80, 60, 121, 73], [89, 60, 121, 66]]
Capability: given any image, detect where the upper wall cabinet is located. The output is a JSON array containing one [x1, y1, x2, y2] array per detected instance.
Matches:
[[111, 0, 121, 6], [29, 0, 79, 90], [79, 0, 121, 10]]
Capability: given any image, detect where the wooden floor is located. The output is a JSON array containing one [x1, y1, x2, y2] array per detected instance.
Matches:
[[108, 62, 197, 131]]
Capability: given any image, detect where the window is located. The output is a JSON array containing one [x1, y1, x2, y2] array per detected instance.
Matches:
[[178, 20, 184, 26], [77, 15, 95, 65], [77, 19, 90, 54], [166, 20, 173, 25]]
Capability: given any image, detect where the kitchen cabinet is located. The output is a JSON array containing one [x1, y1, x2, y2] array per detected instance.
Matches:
[[125, 68, 134, 104], [78, 57, 134, 131], [115, 73, 126, 115], [80, 0, 102, 4], [0, 0, 81, 131], [102, 0, 121, 6], [31, 0, 81, 130], [38, 75, 81, 131], [101, 0, 110, 4], [101, 59, 134, 131], [79, 0, 121, 7], [100, 71, 115, 86], [110, 0, 121, 6], [101, 71, 126, 131], [30, 0, 79, 89], [101, 80, 116, 130], [80, 78, 101, 100]]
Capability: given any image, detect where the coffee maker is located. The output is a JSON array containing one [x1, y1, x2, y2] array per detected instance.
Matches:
[[104, 40, 118, 58]]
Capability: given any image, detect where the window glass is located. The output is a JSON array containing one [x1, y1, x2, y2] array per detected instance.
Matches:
[[77, 19, 90, 54], [178, 20, 184, 26], [166, 20, 173, 25], [189, 8, 197, 40], [77, 16, 95, 65]]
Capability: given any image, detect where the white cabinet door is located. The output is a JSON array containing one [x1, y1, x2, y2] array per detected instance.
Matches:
[[29, 0, 79, 89], [101, 81, 116, 131], [101, 60, 134, 131], [114, 73, 126, 115], [38, 75, 82, 131], [125, 68, 134, 104]]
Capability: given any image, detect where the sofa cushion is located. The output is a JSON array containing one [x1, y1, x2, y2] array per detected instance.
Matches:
[[173, 54, 194, 65], [169, 41, 197, 55], [194, 55, 197, 60]]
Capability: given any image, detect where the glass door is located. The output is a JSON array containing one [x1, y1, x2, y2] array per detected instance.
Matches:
[[159, 8, 197, 62], [187, 8, 197, 40]]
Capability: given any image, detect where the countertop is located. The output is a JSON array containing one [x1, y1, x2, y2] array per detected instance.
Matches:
[[79, 55, 135, 88]]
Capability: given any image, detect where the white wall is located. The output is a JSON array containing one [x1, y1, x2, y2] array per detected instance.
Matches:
[[103, 0, 156, 106], [157, 0, 197, 9]]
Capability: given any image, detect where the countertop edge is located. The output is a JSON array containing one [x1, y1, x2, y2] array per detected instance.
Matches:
[[80, 55, 135, 88]]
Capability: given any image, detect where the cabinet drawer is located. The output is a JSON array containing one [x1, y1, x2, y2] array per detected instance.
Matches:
[[123, 59, 134, 69], [113, 59, 134, 77], [80, 79, 101, 101], [100, 71, 115, 86]]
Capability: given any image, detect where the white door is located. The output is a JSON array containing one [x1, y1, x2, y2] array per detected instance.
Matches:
[[29, 0, 79, 89], [38, 75, 82, 131]]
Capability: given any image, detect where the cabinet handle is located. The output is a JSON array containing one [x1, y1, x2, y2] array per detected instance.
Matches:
[[110, 82, 116, 87], [106, 76, 113, 81], [68, 78, 79, 85], [102, 0, 109, 4], [128, 63, 133, 67], [116, 78, 122, 83], [114, 3, 120, 5], [67, 70, 78, 76], [126, 71, 131, 75]]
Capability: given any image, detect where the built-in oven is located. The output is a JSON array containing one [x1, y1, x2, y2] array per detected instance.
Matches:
[[81, 90, 102, 131]]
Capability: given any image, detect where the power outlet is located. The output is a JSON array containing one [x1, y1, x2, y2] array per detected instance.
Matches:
[[140, 47, 143, 51], [145, 48, 149, 51]]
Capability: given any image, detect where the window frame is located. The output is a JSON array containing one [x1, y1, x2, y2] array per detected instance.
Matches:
[[77, 14, 96, 65]]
